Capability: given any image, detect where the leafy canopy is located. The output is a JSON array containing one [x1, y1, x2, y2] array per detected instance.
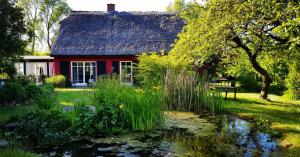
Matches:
[[171, 0, 300, 99], [0, 0, 27, 77]]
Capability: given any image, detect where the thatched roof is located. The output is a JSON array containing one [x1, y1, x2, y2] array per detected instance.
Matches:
[[51, 11, 184, 56]]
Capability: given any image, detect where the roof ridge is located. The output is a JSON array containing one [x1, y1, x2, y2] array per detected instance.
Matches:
[[70, 11, 176, 16]]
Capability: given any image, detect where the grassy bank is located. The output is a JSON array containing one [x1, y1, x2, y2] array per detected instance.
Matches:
[[224, 93, 300, 156], [0, 149, 40, 157], [55, 88, 92, 106]]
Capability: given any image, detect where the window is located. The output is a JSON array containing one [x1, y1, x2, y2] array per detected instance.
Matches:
[[71, 61, 96, 86], [15, 62, 24, 75], [120, 61, 133, 84]]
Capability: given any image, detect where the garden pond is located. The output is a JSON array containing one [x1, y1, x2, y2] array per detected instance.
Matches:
[[38, 112, 279, 157]]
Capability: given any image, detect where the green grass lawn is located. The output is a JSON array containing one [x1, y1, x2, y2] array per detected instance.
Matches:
[[55, 88, 92, 106], [224, 93, 300, 157], [0, 149, 40, 157]]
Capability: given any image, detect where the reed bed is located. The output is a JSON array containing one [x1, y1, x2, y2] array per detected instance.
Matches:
[[164, 69, 223, 114], [93, 76, 164, 131]]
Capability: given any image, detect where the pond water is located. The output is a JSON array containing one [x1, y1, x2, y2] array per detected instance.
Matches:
[[41, 112, 278, 157]]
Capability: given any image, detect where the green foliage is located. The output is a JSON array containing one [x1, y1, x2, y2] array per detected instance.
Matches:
[[171, 0, 300, 99], [0, 148, 41, 157], [285, 62, 300, 100], [17, 0, 44, 53], [137, 53, 168, 86], [95, 102, 125, 135], [0, 0, 27, 77], [46, 75, 66, 87], [164, 70, 223, 114], [14, 109, 72, 147], [35, 84, 56, 110], [17, 0, 70, 51], [0, 81, 26, 104], [0, 76, 56, 107], [166, 0, 185, 13], [137, 53, 188, 86], [225, 55, 261, 92], [72, 104, 97, 135], [93, 77, 164, 131], [24, 83, 43, 99], [41, 0, 70, 49]]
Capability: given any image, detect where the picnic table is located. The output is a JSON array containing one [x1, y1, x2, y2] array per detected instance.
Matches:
[[210, 78, 237, 100]]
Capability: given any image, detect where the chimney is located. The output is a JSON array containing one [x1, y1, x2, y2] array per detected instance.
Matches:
[[107, 4, 115, 12]]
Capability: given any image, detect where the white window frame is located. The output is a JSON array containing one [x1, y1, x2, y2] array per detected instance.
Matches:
[[15, 62, 24, 75], [120, 61, 133, 85], [71, 61, 96, 86]]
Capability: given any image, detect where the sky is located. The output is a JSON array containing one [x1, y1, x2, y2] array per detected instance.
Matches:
[[66, 0, 204, 11]]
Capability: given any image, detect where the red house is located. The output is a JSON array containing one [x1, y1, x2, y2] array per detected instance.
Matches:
[[51, 4, 184, 86]]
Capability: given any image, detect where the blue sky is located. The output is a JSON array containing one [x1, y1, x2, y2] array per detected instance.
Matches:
[[66, 0, 204, 11]]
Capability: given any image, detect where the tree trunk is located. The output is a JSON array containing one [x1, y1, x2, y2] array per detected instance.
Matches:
[[250, 56, 272, 100], [31, 36, 36, 54], [47, 27, 51, 50]]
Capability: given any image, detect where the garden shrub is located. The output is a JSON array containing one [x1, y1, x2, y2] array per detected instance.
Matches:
[[137, 52, 188, 86], [35, 84, 56, 110], [14, 109, 72, 147], [0, 76, 45, 105], [46, 75, 66, 87], [72, 103, 97, 135], [12, 75, 33, 86], [285, 62, 300, 100], [0, 81, 26, 104], [137, 53, 167, 86], [24, 84, 43, 100], [237, 71, 261, 92], [72, 102, 125, 136]]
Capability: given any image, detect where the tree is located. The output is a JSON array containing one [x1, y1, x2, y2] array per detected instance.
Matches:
[[40, 0, 70, 50], [171, 0, 300, 99], [17, 0, 43, 53], [0, 0, 27, 77], [166, 0, 185, 13]]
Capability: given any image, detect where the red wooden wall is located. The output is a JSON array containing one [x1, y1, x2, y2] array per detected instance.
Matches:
[[53, 56, 137, 80]]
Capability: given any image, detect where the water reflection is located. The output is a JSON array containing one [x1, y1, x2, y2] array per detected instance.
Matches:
[[42, 114, 278, 157], [222, 117, 277, 157]]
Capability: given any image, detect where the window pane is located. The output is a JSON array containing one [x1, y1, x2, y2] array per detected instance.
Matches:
[[72, 67, 77, 83], [78, 67, 83, 83], [78, 62, 83, 66], [72, 62, 77, 66]]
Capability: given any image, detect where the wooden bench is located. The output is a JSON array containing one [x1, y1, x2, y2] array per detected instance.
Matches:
[[210, 79, 237, 100]]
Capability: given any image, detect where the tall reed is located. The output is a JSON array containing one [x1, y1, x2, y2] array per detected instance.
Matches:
[[93, 76, 164, 131], [164, 69, 223, 114]]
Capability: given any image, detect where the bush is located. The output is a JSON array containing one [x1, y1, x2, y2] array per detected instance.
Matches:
[[164, 69, 223, 114], [285, 62, 300, 100], [0, 76, 47, 105], [12, 75, 33, 86], [24, 84, 43, 100], [14, 109, 72, 147], [137, 53, 188, 86], [72, 100, 126, 136], [93, 77, 164, 131], [35, 84, 56, 110], [72, 103, 97, 135], [0, 81, 26, 104], [46, 75, 66, 87], [237, 71, 261, 92]]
